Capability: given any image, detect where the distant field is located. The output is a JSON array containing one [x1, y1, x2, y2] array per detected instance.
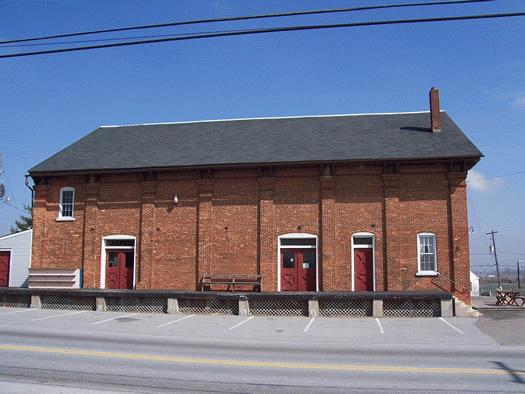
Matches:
[[480, 282, 523, 296]]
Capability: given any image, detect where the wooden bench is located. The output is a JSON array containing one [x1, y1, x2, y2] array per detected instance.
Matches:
[[201, 274, 261, 292]]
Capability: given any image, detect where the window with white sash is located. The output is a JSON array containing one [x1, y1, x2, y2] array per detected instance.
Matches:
[[417, 233, 437, 274], [58, 187, 75, 219]]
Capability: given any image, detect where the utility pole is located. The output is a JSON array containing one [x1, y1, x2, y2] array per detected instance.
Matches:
[[487, 230, 501, 289], [518, 260, 522, 291], [0, 153, 5, 202]]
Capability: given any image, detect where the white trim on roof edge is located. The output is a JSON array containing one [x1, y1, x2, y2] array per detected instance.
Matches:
[[100, 110, 447, 128], [0, 229, 32, 241]]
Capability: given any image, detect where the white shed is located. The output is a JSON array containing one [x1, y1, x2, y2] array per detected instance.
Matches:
[[470, 271, 480, 297], [0, 229, 32, 287]]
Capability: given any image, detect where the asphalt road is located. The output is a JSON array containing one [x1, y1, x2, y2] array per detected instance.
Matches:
[[0, 307, 524, 393]]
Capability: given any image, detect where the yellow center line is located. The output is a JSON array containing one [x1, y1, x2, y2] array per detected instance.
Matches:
[[0, 344, 522, 376]]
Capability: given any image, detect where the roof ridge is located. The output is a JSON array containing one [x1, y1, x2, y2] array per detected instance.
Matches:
[[100, 110, 445, 128]]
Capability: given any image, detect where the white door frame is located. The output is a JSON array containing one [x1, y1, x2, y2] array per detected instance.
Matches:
[[100, 235, 137, 289], [351, 232, 376, 291], [277, 233, 319, 292]]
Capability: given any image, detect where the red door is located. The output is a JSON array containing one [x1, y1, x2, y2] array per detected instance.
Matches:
[[106, 250, 134, 289], [354, 248, 373, 291], [281, 249, 316, 291], [0, 251, 10, 287], [281, 249, 297, 291]]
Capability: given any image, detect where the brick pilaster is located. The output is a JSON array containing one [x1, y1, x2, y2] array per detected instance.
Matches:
[[320, 176, 336, 291], [382, 173, 400, 291], [31, 183, 48, 269], [448, 172, 470, 303], [196, 179, 214, 289], [82, 179, 99, 288], [137, 180, 156, 289], [258, 177, 275, 291]]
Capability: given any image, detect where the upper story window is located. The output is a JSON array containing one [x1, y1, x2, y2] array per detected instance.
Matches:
[[58, 187, 75, 219], [417, 233, 437, 275]]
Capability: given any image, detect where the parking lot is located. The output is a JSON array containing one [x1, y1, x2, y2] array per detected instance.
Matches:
[[0, 306, 500, 347], [2, 306, 525, 392]]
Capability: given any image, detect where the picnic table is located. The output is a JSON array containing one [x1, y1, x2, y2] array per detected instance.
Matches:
[[495, 290, 524, 306]]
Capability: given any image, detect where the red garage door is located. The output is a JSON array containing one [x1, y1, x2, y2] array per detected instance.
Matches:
[[0, 251, 10, 287]]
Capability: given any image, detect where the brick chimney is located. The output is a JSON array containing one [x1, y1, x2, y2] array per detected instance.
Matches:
[[429, 87, 441, 132]]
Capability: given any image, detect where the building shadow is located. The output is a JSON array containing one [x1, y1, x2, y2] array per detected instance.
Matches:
[[492, 361, 525, 384]]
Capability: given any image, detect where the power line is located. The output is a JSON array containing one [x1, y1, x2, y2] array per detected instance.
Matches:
[[0, 0, 494, 45], [1, 199, 25, 213], [466, 169, 525, 184], [472, 264, 518, 267], [481, 170, 525, 181], [1, 11, 524, 60], [471, 264, 496, 267], [500, 251, 525, 256], [0, 29, 247, 49]]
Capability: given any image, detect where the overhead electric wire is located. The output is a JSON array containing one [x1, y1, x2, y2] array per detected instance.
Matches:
[[481, 170, 525, 181], [1, 11, 525, 59], [0, 0, 494, 45], [471, 251, 525, 256], [466, 169, 525, 184], [0, 29, 248, 48], [500, 251, 525, 256], [1, 200, 25, 214]]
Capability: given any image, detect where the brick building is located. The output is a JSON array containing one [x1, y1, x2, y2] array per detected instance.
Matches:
[[28, 89, 481, 303]]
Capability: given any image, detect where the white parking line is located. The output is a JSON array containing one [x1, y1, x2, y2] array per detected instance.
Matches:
[[228, 316, 254, 330], [0, 308, 38, 315], [92, 313, 138, 325], [439, 317, 464, 334], [32, 310, 87, 321], [376, 318, 384, 334], [303, 317, 315, 332], [156, 314, 195, 328]]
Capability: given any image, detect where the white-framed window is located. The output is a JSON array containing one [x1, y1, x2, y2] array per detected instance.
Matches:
[[417, 233, 437, 275], [58, 187, 75, 219]]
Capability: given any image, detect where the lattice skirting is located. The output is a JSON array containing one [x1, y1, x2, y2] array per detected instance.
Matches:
[[383, 299, 441, 318], [105, 297, 167, 313], [319, 299, 373, 317], [0, 294, 31, 308], [178, 298, 238, 315], [250, 297, 309, 316], [41, 295, 96, 311]]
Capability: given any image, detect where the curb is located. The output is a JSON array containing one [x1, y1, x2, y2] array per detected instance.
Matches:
[[473, 307, 525, 312]]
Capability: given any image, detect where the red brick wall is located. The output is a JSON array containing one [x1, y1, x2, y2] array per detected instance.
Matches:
[[31, 163, 472, 302], [335, 169, 384, 291]]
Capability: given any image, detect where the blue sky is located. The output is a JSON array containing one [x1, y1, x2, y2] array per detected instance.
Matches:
[[1, 0, 524, 272]]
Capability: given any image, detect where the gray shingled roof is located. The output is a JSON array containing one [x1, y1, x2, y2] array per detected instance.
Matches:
[[29, 111, 482, 174]]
